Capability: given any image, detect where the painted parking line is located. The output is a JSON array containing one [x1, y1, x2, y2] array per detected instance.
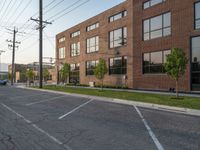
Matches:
[[58, 99, 94, 120], [134, 106, 164, 150], [1, 103, 72, 150], [26, 95, 66, 106]]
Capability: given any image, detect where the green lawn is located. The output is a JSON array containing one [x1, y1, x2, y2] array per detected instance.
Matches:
[[39, 85, 200, 110]]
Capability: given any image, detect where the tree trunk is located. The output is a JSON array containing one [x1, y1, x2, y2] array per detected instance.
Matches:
[[101, 79, 103, 91], [176, 80, 178, 98]]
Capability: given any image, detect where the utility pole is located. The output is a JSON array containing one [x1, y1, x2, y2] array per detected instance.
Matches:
[[7, 27, 21, 86], [31, 0, 52, 88]]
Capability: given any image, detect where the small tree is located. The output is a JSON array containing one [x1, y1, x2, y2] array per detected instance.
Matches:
[[60, 63, 70, 84], [43, 68, 50, 82], [164, 48, 188, 98], [94, 58, 108, 90], [26, 69, 35, 86]]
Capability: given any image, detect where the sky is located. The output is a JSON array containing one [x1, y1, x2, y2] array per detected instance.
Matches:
[[0, 0, 126, 65]]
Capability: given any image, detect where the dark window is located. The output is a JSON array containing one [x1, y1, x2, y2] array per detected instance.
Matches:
[[87, 36, 99, 53], [143, 0, 166, 9], [195, 2, 200, 30], [71, 42, 80, 57], [109, 10, 127, 22], [86, 60, 99, 75], [191, 36, 200, 90], [143, 50, 171, 74], [109, 27, 127, 48], [69, 63, 80, 83], [109, 56, 127, 75], [143, 12, 171, 41]]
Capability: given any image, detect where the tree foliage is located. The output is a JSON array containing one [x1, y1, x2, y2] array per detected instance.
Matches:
[[94, 58, 108, 90], [60, 63, 70, 83], [43, 68, 50, 82], [164, 48, 188, 98], [26, 69, 35, 82]]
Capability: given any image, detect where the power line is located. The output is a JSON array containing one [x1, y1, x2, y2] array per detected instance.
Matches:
[[47, 0, 82, 20], [50, 0, 90, 21], [43, 0, 65, 15]]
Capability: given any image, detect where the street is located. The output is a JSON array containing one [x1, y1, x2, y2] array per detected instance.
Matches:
[[0, 86, 199, 150]]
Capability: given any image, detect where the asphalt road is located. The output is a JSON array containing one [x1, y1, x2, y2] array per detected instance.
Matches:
[[0, 86, 199, 150]]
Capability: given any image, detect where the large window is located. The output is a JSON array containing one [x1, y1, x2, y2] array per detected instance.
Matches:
[[143, 50, 171, 74], [143, 0, 166, 9], [71, 30, 80, 38], [58, 47, 65, 59], [109, 10, 127, 22], [69, 63, 80, 83], [109, 56, 127, 75], [195, 2, 200, 30], [143, 12, 171, 41], [86, 22, 99, 32], [109, 27, 127, 48], [87, 36, 99, 53], [86, 60, 99, 75], [191, 36, 200, 90], [71, 42, 80, 57]]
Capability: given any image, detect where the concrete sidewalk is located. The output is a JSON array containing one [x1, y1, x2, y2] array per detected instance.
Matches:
[[17, 86, 200, 117]]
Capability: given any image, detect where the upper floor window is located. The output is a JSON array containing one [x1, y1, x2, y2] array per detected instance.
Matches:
[[109, 56, 127, 75], [58, 47, 65, 59], [87, 36, 99, 53], [143, 12, 171, 41], [109, 27, 127, 48], [143, 50, 171, 74], [195, 2, 200, 30], [86, 22, 99, 32], [71, 42, 80, 57], [58, 37, 65, 43], [143, 0, 166, 9], [86, 60, 99, 75], [71, 30, 80, 38], [109, 10, 127, 22]]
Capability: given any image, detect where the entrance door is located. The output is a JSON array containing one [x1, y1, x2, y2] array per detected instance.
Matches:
[[191, 36, 200, 91]]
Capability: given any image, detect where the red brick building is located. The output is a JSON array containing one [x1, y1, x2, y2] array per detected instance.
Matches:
[[56, 0, 200, 92]]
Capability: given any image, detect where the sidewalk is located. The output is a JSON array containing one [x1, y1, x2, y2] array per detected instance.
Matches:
[[17, 86, 200, 117]]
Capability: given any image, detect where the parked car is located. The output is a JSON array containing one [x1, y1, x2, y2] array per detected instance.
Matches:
[[0, 80, 7, 85]]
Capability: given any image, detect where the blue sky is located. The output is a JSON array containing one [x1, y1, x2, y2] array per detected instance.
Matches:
[[0, 0, 125, 64]]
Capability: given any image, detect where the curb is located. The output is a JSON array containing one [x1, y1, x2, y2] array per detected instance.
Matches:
[[17, 86, 200, 117]]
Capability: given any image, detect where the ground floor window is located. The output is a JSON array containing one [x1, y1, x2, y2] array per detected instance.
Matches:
[[143, 50, 171, 74], [109, 56, 127, 75], [86, 60, 99, 75], [69, 63, 80, 83], [191, 36, 200, 90]]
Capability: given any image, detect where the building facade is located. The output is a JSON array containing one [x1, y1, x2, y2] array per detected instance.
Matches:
[[56, 0, 200, 92]]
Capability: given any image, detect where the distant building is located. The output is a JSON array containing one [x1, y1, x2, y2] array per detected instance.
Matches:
[[8, 62, 56, 83], [56, 0, 200, 92]]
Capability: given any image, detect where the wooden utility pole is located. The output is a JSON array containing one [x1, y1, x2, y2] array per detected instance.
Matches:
[[7, 27, 20, 85], [31, 0, 52, 88]]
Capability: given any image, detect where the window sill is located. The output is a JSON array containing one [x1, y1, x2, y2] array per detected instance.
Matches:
[[142, 73, 167, 76], [109, 44, 127, 50], [86, 51, 99, 54]]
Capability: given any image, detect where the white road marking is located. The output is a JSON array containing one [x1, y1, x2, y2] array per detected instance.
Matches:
[[134, 106, 164, 150], [1, 103, 72, 150], [58, 99, 94, 120], [26, 95, 66, 106]]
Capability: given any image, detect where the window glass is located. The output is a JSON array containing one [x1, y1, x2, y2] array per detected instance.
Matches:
[[69, 63, 80, 83], [87, 36, 99, 53], [151, 0, 163, 6], [143, 0, 165, 9], [195, 2, 200, 29], [143, 12, 171, 41], [109, 27, 127, 48], [71, 42, 80, 57], [143, 50, 170, 74], [59, 47, 65, 59], [109, 10, 127, 22], [86, 60, 99, 75], [109, 56, 127, 75]]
